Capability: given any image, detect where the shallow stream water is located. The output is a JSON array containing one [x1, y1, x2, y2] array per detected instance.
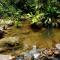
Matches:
[[1, 20, 60, 55]]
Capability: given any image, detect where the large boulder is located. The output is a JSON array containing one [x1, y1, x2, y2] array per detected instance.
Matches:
[[0, 37, 23, 50], [30, 22, 43, 31]]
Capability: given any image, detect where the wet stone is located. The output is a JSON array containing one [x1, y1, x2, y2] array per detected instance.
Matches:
[[0, 30, 5, 39]]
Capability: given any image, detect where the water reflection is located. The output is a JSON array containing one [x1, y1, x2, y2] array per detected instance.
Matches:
[[41, 28, 54, 38]]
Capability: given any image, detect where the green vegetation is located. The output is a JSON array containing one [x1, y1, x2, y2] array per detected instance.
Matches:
[[0, 0, 60, 29], [14, 20, 22, 28]]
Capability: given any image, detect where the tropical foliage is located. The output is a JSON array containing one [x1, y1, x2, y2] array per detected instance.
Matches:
[[0, 0, 60, 28]]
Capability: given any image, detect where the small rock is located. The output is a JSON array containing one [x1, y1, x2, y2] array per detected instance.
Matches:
[[0, 54, 15, 60], [5, 20, 14, 26], [47, 49, 53, 56], [44, 49, 53, 56], [0, 47, 7, 52], [0, 24, 13, 30], [55, 43, 60, 50], [37, 22, 43, 28], [0, 27, 3, 31], [0, 25, 8, 30], [3, 25, 8, 30], [54, 50, 59, 55], [52, 23, 58, 28]]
